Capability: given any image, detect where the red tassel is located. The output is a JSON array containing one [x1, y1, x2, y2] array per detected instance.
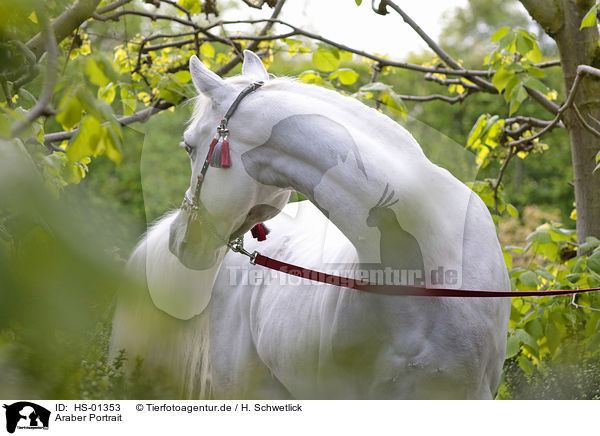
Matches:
[[251, 223, 267, 241], [206, 137, 218, 162], [220, 139, 231, 168]]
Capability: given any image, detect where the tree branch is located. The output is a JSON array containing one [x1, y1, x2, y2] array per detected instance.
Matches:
[[508, 65, 600, 147], [524, 86, 559, 115], [397, 91, 473, 104], [504, 115, 564, 138], [492, 146, 515, 213], [505, 115, 564, 129], [44, 99, 174, 144], [215, 0, 286, 76], [27, 0, 102, 58], [93, 8, 197, 27], [241, 0, 277, 9], [1, 79, 13, 109], [573, 103, 600, 138], [378, 0, 497, 94], [519, 0, 563, 36], [96, 0, 134, 15], [137, 17, 560, 81], [424, 72, 480, 90], [13, 7, 59, 136]]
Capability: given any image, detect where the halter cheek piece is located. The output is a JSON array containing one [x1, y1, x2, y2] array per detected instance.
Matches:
[[180, 81, 266, 254]]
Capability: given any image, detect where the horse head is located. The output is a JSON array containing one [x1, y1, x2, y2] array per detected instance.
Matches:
[[169, 51, 290, 270]]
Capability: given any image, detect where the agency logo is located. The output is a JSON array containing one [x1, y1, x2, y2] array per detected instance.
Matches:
[[3, 402, 50, 434]]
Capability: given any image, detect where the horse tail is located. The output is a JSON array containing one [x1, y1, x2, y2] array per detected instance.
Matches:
[[109, 212, 212, 399]]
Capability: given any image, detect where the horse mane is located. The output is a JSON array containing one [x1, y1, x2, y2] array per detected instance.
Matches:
[[189, 74, 424, 155]]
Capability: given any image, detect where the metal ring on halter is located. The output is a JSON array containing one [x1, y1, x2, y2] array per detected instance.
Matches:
[[227, 237, 259, 264]]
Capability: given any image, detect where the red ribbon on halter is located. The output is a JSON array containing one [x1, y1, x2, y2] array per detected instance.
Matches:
[[207, 137, 218, 162], [220, 139, 231, 168], [251, 223, 268, 241]]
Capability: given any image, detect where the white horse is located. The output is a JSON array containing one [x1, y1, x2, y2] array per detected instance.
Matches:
[[110, 51, 510, 399]]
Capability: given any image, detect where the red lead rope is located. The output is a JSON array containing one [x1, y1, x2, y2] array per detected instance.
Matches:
[[252, 253, 600, 298]]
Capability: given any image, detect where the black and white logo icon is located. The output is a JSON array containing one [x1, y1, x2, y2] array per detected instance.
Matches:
[[3, 402, 50, 434]]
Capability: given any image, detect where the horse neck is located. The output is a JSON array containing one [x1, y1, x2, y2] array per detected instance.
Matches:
[[240, 88, 471, 268]]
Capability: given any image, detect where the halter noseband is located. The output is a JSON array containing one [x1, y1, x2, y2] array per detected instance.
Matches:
[[180, 81, 264, 247]]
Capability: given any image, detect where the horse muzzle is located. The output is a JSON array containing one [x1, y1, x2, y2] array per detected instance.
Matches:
[[168, 209, 224, 270]]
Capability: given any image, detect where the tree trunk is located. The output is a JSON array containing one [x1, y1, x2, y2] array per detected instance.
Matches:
[[520, 0, 600, 245]]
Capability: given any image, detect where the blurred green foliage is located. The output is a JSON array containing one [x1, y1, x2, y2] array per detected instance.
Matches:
[[0, 0, 598, 399]]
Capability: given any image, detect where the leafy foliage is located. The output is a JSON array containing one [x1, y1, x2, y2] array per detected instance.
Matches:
[[1, 0, 599, 400], [486, 27, 550, 114], [497, 220, 600, 398], [580, 2, 599, 30]]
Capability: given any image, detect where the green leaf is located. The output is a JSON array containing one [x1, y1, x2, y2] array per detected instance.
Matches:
[[298, 70, 322, 84], [548, 227, 573, 242], [98, 83, 116, 104], [102, 125, 122, 164], [505, 334, 520, 359], [498, 32, 516, 51], [503, 251, 513, 270], [355, 0, 362, 5], [173, 71, 192, 85], [517, 271, 538, 291], [527, 66, 545, 78], [588, 251, 600, 275], [200, 43, 215, 59], [580, 236, 600, 253], [503, 75, 520, 103], [491, 26, 510, 42], [66, 116, 102, 163], [339, 51, 353, 62], [507, 204, 519, 217], [527, 44, 543, 63], [482, 117, 504, 148], [178, 0, 202, 14], [525, 318, 543, 338], [381, 90, 407, 118], [467, 114, 488, 148], [56, 92, 84, 130], [313, 48, 340, 72], [492, 65, 514, 92], [509, 83, 528, 115], [528, 228, 552, 244], [85, 58, 110, 88], [537, 242, 560, 261], [77, 87, 114, 121], [514, 328, 538, 350], [536, 268, 555, 281], [359, 82, 391, 92], [515, 33, 533, 55], [329, 68, 359, 85], [288, 192, 307, 203], [580, 4, 599, 29], [120, 87, 136, 116]]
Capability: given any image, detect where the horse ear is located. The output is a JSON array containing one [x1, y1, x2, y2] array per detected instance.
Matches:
[[241, 50, 269, 81], [189, 55, 230, 99]]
